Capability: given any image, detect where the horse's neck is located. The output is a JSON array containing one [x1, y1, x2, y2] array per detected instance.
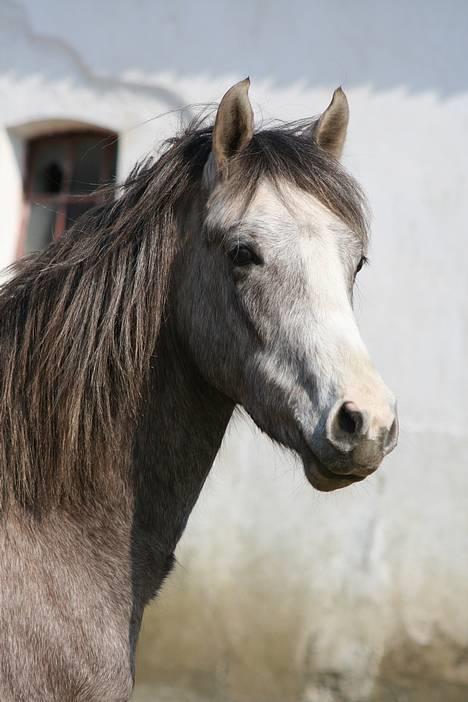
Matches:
[[0, 323, 233, 692], [130, 323, 234, 604]]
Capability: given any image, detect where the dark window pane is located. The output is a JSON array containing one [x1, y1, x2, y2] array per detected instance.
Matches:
[[65, 201, 94, 231], [31, 141, 66, 194], [103, 139, 117, 185], [22, 131, 117, 255], [70, 136, 106, 194], [25, 203, 58, 253]]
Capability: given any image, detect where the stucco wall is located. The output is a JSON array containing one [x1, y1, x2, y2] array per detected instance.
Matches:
[[1, 1, 468, 700]]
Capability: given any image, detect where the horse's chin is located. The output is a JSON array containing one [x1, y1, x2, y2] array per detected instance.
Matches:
[[301, 450, 366, 492]]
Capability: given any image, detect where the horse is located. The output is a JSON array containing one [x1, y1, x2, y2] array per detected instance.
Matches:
[[0, 79, 398, 701]]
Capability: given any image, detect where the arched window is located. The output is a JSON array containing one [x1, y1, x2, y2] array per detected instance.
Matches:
[[20, 130, 117, 255]]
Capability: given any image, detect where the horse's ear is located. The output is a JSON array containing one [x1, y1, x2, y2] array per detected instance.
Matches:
[[211, 78, 254, 177], [310, 87, 349, 160]]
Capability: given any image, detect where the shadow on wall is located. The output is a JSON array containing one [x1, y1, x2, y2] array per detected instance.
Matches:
[[2, 0, 468, 97]]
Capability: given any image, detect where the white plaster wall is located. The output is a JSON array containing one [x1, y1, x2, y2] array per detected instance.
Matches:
[[1, 1, 468, 699]]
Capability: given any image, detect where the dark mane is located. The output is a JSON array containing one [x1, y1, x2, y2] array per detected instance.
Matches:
[[0, 113, 368, 509]]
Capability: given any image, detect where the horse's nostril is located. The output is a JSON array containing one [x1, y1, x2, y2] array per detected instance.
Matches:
[[327, 401, 366, 453], [337, 401, 363, 437], [328, 400, 397, 458], [383, 415, 399, 454]]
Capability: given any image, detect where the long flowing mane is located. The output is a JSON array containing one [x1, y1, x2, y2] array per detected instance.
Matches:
[[0, 113, 367, 509]]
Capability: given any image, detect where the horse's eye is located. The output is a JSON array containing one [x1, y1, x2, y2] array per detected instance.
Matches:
[[228, 245, 259, 267], [355, 256, 368, 275]]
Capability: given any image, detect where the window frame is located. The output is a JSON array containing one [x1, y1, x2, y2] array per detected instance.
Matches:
[[18, 128, 117, 258]]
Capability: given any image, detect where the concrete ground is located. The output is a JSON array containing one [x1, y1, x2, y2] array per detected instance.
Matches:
[[133, 679, 468, 702], [370, 679, 468, 702]]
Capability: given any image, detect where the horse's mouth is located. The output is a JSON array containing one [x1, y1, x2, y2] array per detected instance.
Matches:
[[301, 449, 367, 492]]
